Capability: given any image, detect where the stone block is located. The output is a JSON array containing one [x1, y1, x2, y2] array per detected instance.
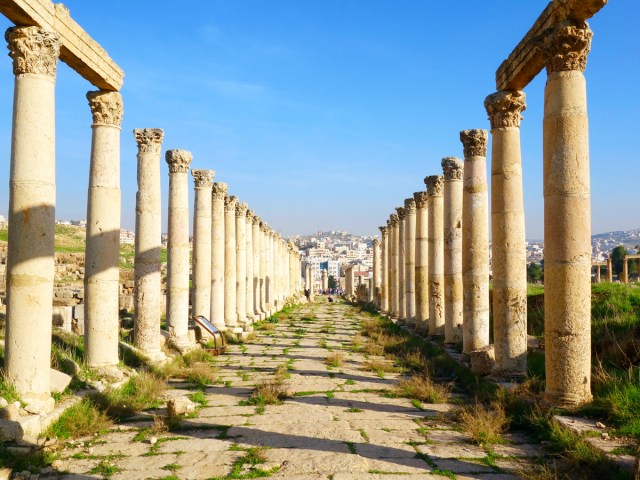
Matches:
[[52, 306, 73, 331], [72, 304, 84, 321], [469, 345, 495, 376], [0, 419, 24, 442], [167, 397, 196, 416], [50, 368, 72, 393]]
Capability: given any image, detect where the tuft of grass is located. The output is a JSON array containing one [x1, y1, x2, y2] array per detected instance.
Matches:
[[90, 460, 121, 478], [456, 402, 507, 446], [46, 398, 112, 439], [90, 371, 166, 419], [394, 374, 450, 404], [363, 358, 397, 377], [188, 391, 209, 407], [243, 370, 289, 409], [325, 352, 345, 368]]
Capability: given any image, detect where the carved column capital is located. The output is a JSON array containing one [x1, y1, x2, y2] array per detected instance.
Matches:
[[404, 198, 416, 214], [6, 26, 60, 77], [212, 182, 228, 200], [396, 207, 406, 220], [484, 91, 527, 129], [87, 91, 123, 127], [165, 149, 192, 173], [224, 195, 237, 212], [425, 175, 444, 197], [235, 202, 248, 217], [134, 128, 164, 153], [441, 157, 464, 181], [413, 191, 429, 208], [191, 169, 214, 189], [459, 129, 488, 158], [389, 214, 399, 227], [379, 226, 388, 237], [543, 22, 593, 74], [253, 215, 262, 226], [246, 210, 255, 222]]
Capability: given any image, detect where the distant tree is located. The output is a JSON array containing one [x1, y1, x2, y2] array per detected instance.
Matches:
[[328, 275, 337, 289], [611, 245, 628, 276], [527, 262, 544, 284]]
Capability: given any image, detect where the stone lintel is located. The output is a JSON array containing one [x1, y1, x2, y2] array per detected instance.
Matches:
[[495, 0, 606, 91], [0, 0, 123, 90]]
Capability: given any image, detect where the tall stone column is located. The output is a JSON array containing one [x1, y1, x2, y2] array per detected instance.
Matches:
[[396, 207, 406, 323], [372, 237, 380, 306], [442, 157, 464, 344], [133, 129, 165, 360], [84, 91, 123, 369], [595, 265, 601, 283], [210, 182, 227, 330], [191, 170, 214, 322], [404, 198, 417, 328], [542, 23, 593, 406], [414, 191, 429, 333], [460, 129, 490, 355], [165, 150, 193, 349], [5, 27, 60, 406], [245, 210, 255, 322], [607, 255, 613, 282], [389, 214, 400, 318], [321, 269, 328, 291], [224, 195, 238, 329], [235, 202, 248, 325], [426, 175, 445, 336], [485, 90, 527, 377], [265, 230, 273, 311], [259, 222, 268, 315], [623, 259, 629, 284], [379, 226, 389, 312], [253, 216, 263, 318]]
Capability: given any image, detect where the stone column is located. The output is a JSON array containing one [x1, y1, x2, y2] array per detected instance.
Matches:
[[404, 198, 417, 328], [607, 255, 613, 282], [460, 129, 490, 355], [224, 195, 238, 329], [390, 214, 400, 318], [84, 91, 123, 369], [165, 150, 193, 349], [235, 202, 248, 325], [191, 170, 214, 322], [253, 216, 263, 318], [396, 207, 406, 323], [259, 222, 267, 314], [595, 265, 601, 283], [5, 27, 60, 406], [133, 129, 165, 360], [542, 23, 593, 406], [210, 182, 227, 330], [485, 90, 528, 377], [426, 175, 445, 336], [379, 226, 389, 312], [245, 210, 255, 322], [372, 237, 380, 306], [264, 229, 273, 312], [321, 269, 328, 291], [623, 258, 629, 284], [289, 242, 297, 296], [414, 191, 429, 333]]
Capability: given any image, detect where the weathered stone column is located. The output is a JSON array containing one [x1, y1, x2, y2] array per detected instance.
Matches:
[[372, 237, 380, 306], [224, 195, 238, 329], [442, 157, 464, 344], [165, 150, 193, 349], [321, 269, 328, 291], [542, 23, 593, 406], [414, 191, 429, 333], [379, 226, 389, 312], [389, 214, 400, 318], [396, 207, 406, 323], [245, 210, 255, 322], [485, 90, 527, 377], [84, 90, 123, 369], [191, 170, 214, 322], [5, 27, 60, 406], [235, 202, 248, 325], [264, 229, 273, 312], [404, 198, 417, 328], [595, 265, 601, 283], [210, 182, 227, 330], [133, 129, 165, 360], [623, 258, 629, 284], [259, 222, 268, 314], [426, 176, 444, 336], [607, 255, 613, 282], [460, 129, 490, 355], [253, 216, 264, 318]]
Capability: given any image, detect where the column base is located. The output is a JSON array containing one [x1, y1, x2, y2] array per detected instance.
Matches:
[[169, 335, 198, 354], [21, 394, 55, 415]]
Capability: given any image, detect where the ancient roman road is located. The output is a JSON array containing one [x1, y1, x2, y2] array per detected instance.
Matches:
[[55, 300, 545, 480]]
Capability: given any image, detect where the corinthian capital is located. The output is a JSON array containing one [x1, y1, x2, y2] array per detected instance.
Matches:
[[6, 26, 60, 77], [253, 215, 262, 226], [404, 198, 416, 214], [192, 169, 214, 189], [389, 214, 399, 227], [235, 202, 248, 217], [165, 149, 192, 173], [396, 207, 406, 220], [441, 157, 463, 181], [246, 210, 255, 222], [484, 91, 526, 129], [224, 195, 237, 213], [460, 129, 488, 158], [379, 226, 388, 237], [543, 22, 592, 74], [425, 175, 444, 197], [413, 191, 429, 208], [372, 237, 380, 246], [212, 182, 228, 200], [134, 128, 164, 153], [87, 91, 123, 127]]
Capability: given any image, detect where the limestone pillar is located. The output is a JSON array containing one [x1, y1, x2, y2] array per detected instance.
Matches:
[[84, 91, 123, 368], [623, 259, 629, 284], [542, 23, 593, 406], [253, 216, 263, 318], [396, 207, 406, 323], [133, 129, 164, 359], [265, 229, 273, 312], [389, 214, 400, 318], [321, 269, 328, 291], [258, 222, 267, 314], [191, 170, 214, 322], [235, 202, 248, 325], [426, 175, 445, 336], [404, 198, 417, 328], [5, 27, 60, 405], [165, 150, 193, 349], [379, 226, 389, 312], [289, 242, 297, 296], [210, 182, 227, 330], [224, 195, 238, 329], [372, 237, 380, 306], [413, 191, 429, 333], [485, 90, 528, 377], [607, 255, 613, 282], [595, 265, 601, 283], [245, 210, 255, 322], [460, 129, 490, 354]]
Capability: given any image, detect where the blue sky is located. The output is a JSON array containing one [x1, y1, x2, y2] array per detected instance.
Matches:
[[0, 1, 636, 238]]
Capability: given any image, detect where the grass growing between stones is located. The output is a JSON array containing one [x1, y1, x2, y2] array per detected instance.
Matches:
[[211, 446, 279, 479], [89, 371, 167, 419], [325, 352, 345, 368], [455, 402, 507, 446], [394, 374, 451, 403], [46, 397, 113, 439], [241, 368, 289, 412]]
